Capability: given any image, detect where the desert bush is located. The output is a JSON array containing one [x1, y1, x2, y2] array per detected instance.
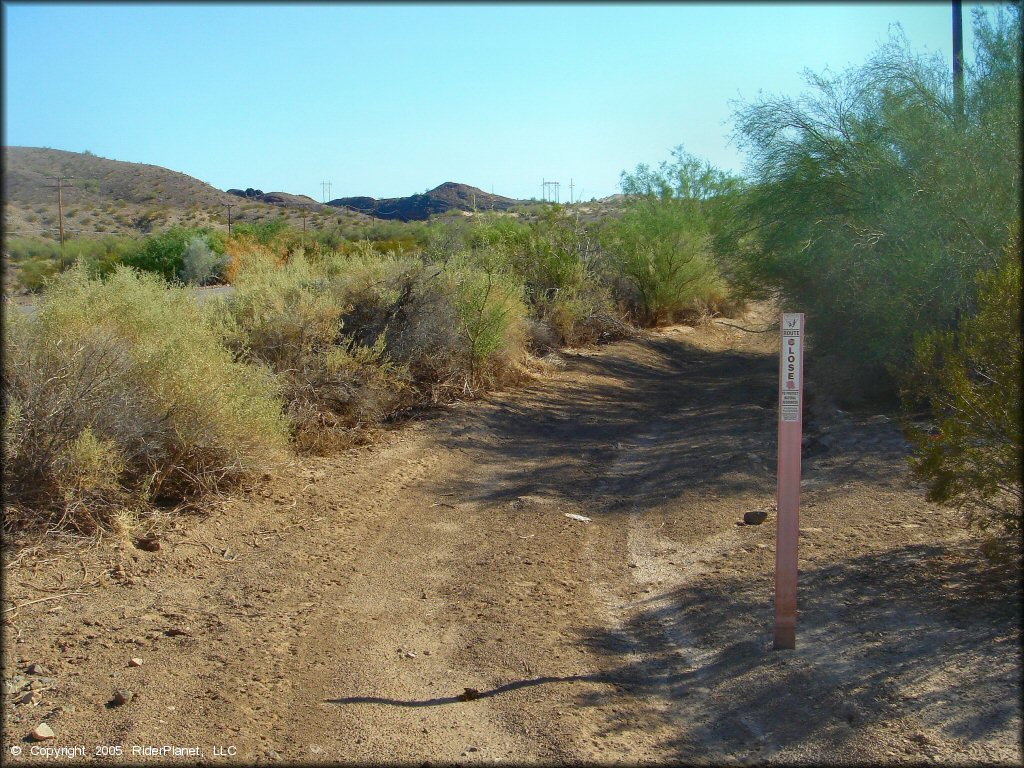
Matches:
[[903, 229, 1022, 542], [16, 256, 62, 292], [591, 146, 739, 327], [5, 236, 61, 263], [231, 218, 290, 246], [325, 252, 489, 397], [2, 266, 288, 532], [600, 193, 726, 325], [730, 6, 1020, 402], [447, 252, 528, 389], [434, 212, 627, 347], [325, 252, 502, 397], [217, 250, 408, 452], [220, 243, 530, 448], [121, 226, 224, 282], [224, 234, 282, 282], [178, 235, 227, 285], [6, 236, 146, 289]]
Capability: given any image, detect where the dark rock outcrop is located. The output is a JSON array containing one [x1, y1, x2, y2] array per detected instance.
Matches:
[[327, 182, 521, 222]]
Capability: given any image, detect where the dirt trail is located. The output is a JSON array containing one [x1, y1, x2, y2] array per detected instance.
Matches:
[[3, 307, 1020, 764]]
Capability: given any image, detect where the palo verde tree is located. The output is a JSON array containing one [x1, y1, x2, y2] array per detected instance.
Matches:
[[729, 4, 1021, 402], [603, 145, 741, 325]]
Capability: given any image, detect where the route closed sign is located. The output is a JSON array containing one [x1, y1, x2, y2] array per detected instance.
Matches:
[[781, 320, 802, 422]]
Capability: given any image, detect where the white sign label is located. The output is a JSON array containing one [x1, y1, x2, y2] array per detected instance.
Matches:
[[780, 314, 802, 423]]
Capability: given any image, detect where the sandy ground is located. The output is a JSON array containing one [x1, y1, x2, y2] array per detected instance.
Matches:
[[2, 306, 1020, 765]]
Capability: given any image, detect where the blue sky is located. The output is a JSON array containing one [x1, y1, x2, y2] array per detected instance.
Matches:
[[3, 2, 991, 201]]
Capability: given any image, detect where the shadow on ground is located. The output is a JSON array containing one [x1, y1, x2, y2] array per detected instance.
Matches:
[[576, 542, 1021, 761], [440, 336, 778, 512], [439, 334, 911, 519]]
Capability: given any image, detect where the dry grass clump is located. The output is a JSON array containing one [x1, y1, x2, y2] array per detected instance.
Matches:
[[2, 266, 289, 534]]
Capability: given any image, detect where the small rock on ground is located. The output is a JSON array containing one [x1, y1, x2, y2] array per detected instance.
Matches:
[[30, 723, 54, 740], [744, 510, 768, 525], [112, 689, 134, 706]]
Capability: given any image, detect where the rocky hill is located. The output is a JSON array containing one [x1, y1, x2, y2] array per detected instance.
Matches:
[[2, 147, 356, 238], [2, 148, 578, 240], [328, 182, 523, 222]]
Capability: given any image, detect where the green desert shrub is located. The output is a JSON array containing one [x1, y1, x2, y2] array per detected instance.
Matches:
[[327, 250, 528, 396], [74, 236, 144, 279], [5, 236, 61, 264], [2, 266, 288, 532], [485, 212, 621, 345], [447, 252, 528, 389], [16, 256, 62, 292], [122, 227, 225, 282], [6, 236, 144, 290], [433, 213, 626, 348], [326, 254, 462, 382], [730, 6, 1020, 402], [595, 145, 739, 327], [903, 229, 1022, 544], [600, 193, 725, 326], [231, 218, 290, 246]]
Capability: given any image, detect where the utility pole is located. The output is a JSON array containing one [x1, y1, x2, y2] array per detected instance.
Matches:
[[46, 175, 74, 269], [569, 178, 575, 205], [542, 180, 560, 203], [223, 203, 235, 234], [321, 180, 332, 203], [952, 0, 965, 124]]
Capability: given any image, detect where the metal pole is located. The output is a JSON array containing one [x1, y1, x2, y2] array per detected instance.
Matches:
[[952, 0, 965, 124], [774, 312, 805, 650]]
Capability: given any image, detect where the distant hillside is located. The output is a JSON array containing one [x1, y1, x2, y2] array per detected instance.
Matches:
[[2, 147, 360, 239], [328, 182, 523, 222]]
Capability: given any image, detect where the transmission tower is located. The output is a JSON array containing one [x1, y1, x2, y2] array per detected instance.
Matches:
[[542, 179, 560, 203], [321, 180, 332, 203]]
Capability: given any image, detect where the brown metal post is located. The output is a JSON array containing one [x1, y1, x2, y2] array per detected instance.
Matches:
[[774, 313, 805, 650], [953, 0, 965, 124]]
